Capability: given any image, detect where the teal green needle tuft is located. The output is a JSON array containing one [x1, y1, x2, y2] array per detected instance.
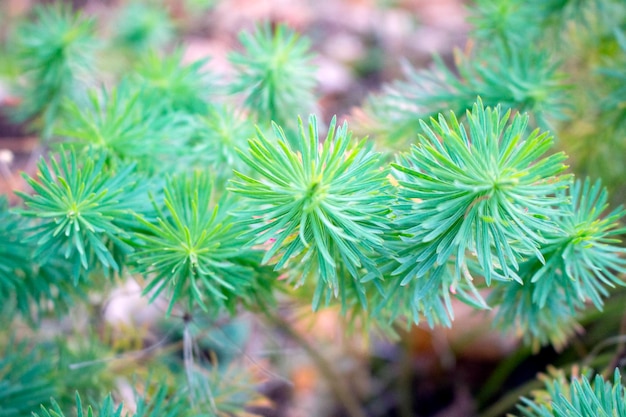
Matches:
[[490, 268, 583, 350], [55, 82, 190, 172], [491, 178, 626, 349], [0, 343, 58, 417], [515, 369, 626, 416], [0, 196, 80, 319], [230, 115, 393, 309], [11, 3, 96, 135], [34, 392, 122, 417], [187, 104, 255, 181], [17, 150, 140, 284], [112, 1, 175, 54], [0, 197, 34, 313], [362, 48, 568, 146], [533, 178, 626, 308], [133, 171, 255, 315], [393, 99, 570, 298], [229, 24, 317, 142]]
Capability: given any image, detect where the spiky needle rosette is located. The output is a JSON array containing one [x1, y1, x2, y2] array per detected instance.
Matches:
[[133, 171, 257, 314], [230, 115, 393, 309], [516, 369, 626, 416], [490, 177, 626, 349], [229, 24, 317, 143], [17, 150, 141, 284], [393, 99, 571, 292], [529, 178, 626, 310]]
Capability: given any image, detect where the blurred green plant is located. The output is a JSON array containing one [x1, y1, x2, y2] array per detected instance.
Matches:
[[229, 24, 317, 143], [17, 150, 142, 284], [186, 104, 255, 181], [55, 82, 190, 172], [112, 2, 175, 55], [0, 343, 58, 417], [131, 49, 215, 115], [361, 49, 569, 147], [10, 3, 96, 136], [34, 394, 122, 417]]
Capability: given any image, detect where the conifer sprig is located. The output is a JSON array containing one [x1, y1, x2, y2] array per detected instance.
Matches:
[[133, 171, 256, 314], [112, 2, 174, 54], [230, 115, 393, 308], [0, 197, 80, 318], [17, 150, 141, 283], [538, 178, 626, 307], [0, 343, 57, 417], [132, 49, 215, 115], [516, 369, 626, 416], [491, 178, 626, 349], [12, 3, 96, 133], [187, 104, 254, 181], [490, 267, 584, 350], [393, 100, 570, 293], [229, 24, 317, 140], [362, 49, 568, 145], [55, 82, 189, 171], [0, 198, 33, 311]]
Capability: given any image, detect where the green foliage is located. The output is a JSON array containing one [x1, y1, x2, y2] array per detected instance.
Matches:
[[539, 178, 626, 308], [393, 100, 569, 300], [132, 383, 186, 417], [112, 2, 175, 54], [363, 50, 568, 146], [490, 268, 583, 350], [230, 115, 393, 309], [131, 49, 214, 115], [133, 171, 257, 314], [11, 3, 96, 134], [469, 0, 613, 48], [54, 82, 189, 171], [376, 266, 461, 328], [0, 196, 80, 319], [0, 196, 36, 313], [229, 24, 317, 141], [17, 150, 141, 283], [468, 0, 540, 47], [33, 386, 188, 417], [0, 343, 57, 417], [599, 30, 626, 130], [558, 27, 626, 201], [491, 178, 626, 348], [187, 104, 255, 180], [515, 369, 626, 416], [34, 393, 123, 417]]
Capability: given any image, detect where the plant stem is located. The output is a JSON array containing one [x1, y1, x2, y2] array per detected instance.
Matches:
[[603, 311, 626, 378], [260, 306, 368, 417], [477, 346, 531, 407], [479, 378, 543, 417], [398, 335, 413, 417]]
